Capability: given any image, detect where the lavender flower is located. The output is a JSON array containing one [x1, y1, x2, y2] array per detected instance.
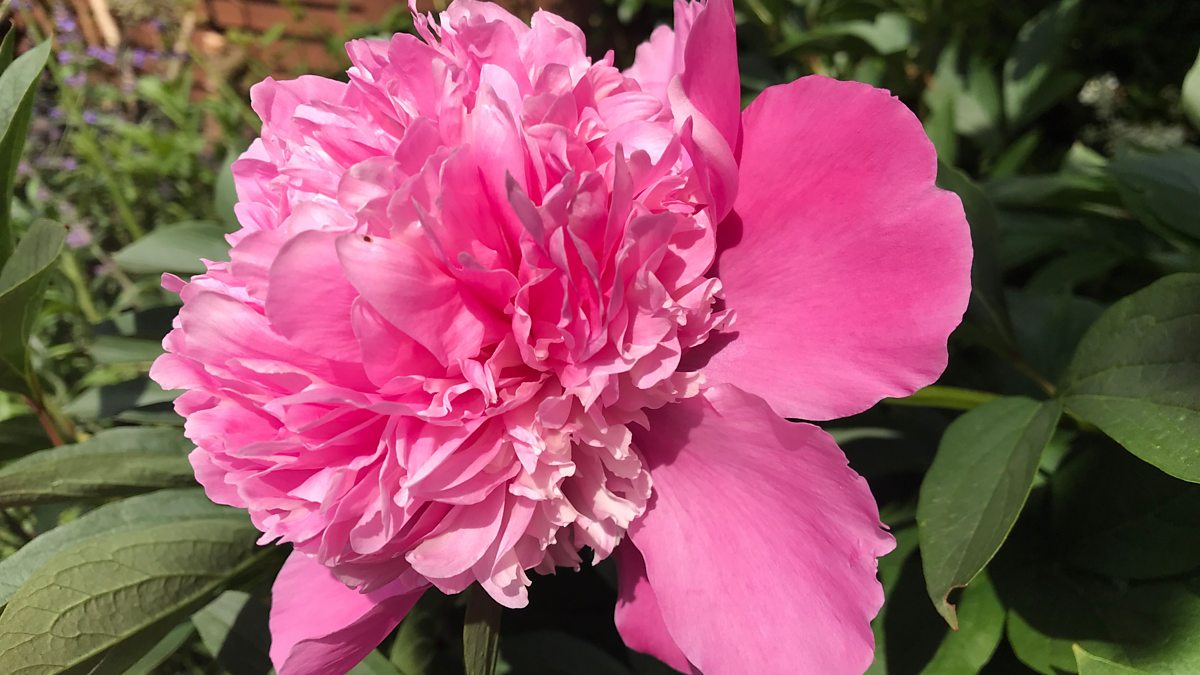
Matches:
[[56, 51, 74, 65], [65, 72, 86, 87], [60, 157, 78, 171], [65, 223, 92, 249], [131, 48, 151, 69], [86, 46, 116, 66], [82, 110, 98, 124], [49, 106, 65, 120], [54, 14, 78, 34]]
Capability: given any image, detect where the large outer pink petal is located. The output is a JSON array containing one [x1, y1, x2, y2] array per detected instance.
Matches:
[[627, 385, 894, 674], [693, 76, 972, 421], [614, 542, 694, 674], [269, 551, 426, 674]]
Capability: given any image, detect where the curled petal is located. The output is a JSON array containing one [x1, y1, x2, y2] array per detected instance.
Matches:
[[625, 0, 739, 221], [627, 385, 894, 674]]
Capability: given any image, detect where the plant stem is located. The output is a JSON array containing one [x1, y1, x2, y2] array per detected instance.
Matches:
[[884, 385, 1001, 412], [1009, 355, 1058, 397], [463, 585, 502, 675], [59, 253, 102, 324], [22, 395, 63, 447]]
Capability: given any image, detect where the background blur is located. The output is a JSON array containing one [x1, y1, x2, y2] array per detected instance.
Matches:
[[2, 0, 1200, 673]]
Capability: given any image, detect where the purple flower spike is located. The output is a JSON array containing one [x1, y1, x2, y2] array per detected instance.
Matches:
[[82, 110, 98, 124], [65, 224, 92, 249], [86, 46, 117, 66]]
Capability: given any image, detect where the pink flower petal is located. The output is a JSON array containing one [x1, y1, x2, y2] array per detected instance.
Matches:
[[624, 0, 739, 221], [627, 384, 894, 674], [614, 542, 694, 674], [269, 551, 427, 675], [676, 0, 739, 155], [267, 231, 361, 363], [335, 232, 488, 366], [693, 76, 972, 420]]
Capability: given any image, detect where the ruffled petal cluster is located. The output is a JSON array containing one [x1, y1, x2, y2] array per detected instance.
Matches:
[[153, 0, 730, 608]]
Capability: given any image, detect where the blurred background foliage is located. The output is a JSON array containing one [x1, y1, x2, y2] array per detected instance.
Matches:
[[0, 0, 1199, 673]]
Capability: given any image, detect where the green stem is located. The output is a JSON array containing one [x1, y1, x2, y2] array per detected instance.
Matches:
[[59, 253, 101, 323], [1009, 355, 1058, 397], [884, 385, 1001, 412], [463, 585, 502, 675], [24, 374, 76, 446]]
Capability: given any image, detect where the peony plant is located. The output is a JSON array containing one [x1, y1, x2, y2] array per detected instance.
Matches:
[[151, 0, 971, 672]]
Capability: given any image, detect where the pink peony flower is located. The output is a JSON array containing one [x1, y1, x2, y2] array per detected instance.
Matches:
[[150, 0, 971, 672]]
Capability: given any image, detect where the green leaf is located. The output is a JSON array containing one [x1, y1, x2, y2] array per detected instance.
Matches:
[[1073, 646, 1152, 675], [999, 564, 1200, 674], [1183, 50, 1200, 131], [775, 13, 913, 56], [1061, 274, 1200, 482], [113, 221, 229, 275], [1109, 148, 1200, 245], [937, 163, 1013, 349], [350, 650, 404, 675], [503, 631, 634, 675], [214, 146, 244, 232], [0, 488, 233, 606], [924, 73, 958, 166], [918, 397, 1062, 627], [0, 517, 266, 673], [1008, 291, 1104, 383], [988, 129, 1041, 178], [90, 335, 164, 365], [464, 585, 502, 675], [389, 592, 452, 675], [1006, 608, 1077, 675], [192, 591, 272, 675], [64, 377, 178, 421], [0, 26, 18, 73], [122, 620, 197, 675], [0, 220, 66, 395], [920, 574, 1004, 675], [0, 414, 51, 461], [0, 427, 195, 506], [1025, 249, 1125, 294], [866, 527, 921, 675], [0, 40, 51, 266], [1002, 0, 1082, 129], [1053, 442, 1200, 580]]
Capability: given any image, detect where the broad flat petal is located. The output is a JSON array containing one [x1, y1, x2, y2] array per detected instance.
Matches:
[[693, 75, 972, 420], [614, 542, 693, 673], [628, 385, 894, 674], [269, 551, 426, 675]]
